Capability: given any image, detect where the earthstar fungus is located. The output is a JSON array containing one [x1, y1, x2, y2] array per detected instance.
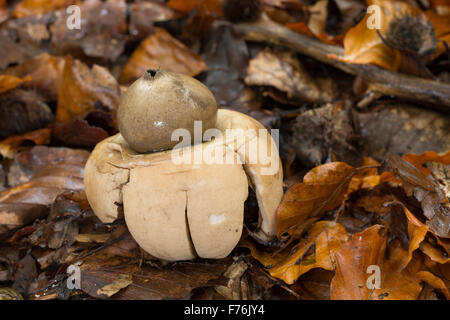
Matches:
[[84, 70, 283, 261]]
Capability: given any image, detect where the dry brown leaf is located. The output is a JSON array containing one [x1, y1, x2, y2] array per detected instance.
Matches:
[[0, 203, 48, 236], [52, 111, 113, 148], [0, 128, 51, 159], [80, 253, 231, 300], [129, 1, 178, 39], [286, 22, 344, 45], [75, 233, 110, 244], [425, 9, 450, 57], [56, 56, 120, 123], [50, 0, 127, 61], [388, 153, 450, 238], [268, 221, 348, 284], [420, 236, 450, 264], [348, 157, 381, 193], [245, 48, 337, 104], [330, 225, 387, 299], [168, 0, 223, 17], [385, 208, 430, 273], [0, 74, 32, 95], [119, 28, 207, 84], [0, 146, 89, 206], [3, 53, 65, 102], [96, 274, 133, 298], [403, 151, 450, 177], [0, 0, 9, 24], [277, 162, 356, 235], [12, 0, 77, 18]]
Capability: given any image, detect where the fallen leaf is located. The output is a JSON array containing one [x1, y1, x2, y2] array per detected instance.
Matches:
[[200, 22, 252, 110], [277, 162, 356, 235], [0, 287, 23, 300], [12, 0, 77, 18], [56, 56, 120, 123], [168, 0, 223, 17], [357, 103, 450, 161], [129, 1, 178, 39], [293, 103, 360, 167], [420, 234, 450, 264], [0, 146, 89, 206], [0, 203, 48, 236], [425, 9, 450, 57], [0, 13, 54, 69], [293, 268, 334, 300], [330, 225, 387, 300], [50, 0, 127, 61], [0, 75, 32, 94], [0, 0, 9, 24], [286, 22, 344, 45], [119, 27, 207, 84], [348, 157, 381, 193], [402, 151, 450, 177], [388, 153, 450, 238], [416, 270, 450, 299], [0, 90, 53, 140], [75, 233, 110, 244], [0, 128, 51, 159], [336, 0, 432, 72], [80, 253, 231, 300], [245, 48, 338, 104], [269, 221, 348, 284], [215, 260, 249, 299], [52, 111, 113, 148], [96, 274, 133, 298], [3, 53, 65, 102]]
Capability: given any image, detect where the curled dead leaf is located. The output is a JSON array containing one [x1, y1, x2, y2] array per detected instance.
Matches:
[[0, 75, 32, 95], [3, 53, 65, 102], [277, 162, 356, 235], [268, 221, 348, 284], [119, 28, 207, 84], [56, 56, 120, 123], [0, 128, 51, 159], [12, 0, 77, 18], [245, 48, 338, 104]]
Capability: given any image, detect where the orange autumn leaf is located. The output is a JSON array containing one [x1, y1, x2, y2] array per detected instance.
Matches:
[[56, 56, 120, 123], [330, 224, 427, 300], [276, 162, 356, 235], [402, 151, 450, 176], [12, 0, 78, 18], [348, 157, 381, 193], [385, 208, 429, 273], [336, 0, 422, 71], [286, 22, 344, 46], [0, 128, 51, 159], [425, 9, 450, 57], [330, 225, 387, 300], [4, 53, 65, 101], [0, 74, 32, 94], [268, 221, 348, 284], [416, 270, 450, 299], [168, 0, 223, 17], [0, 0, 8, 23], [119, 28, 207, 84]]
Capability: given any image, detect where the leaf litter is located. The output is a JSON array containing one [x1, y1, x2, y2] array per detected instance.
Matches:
[[0, 0, 449, 300]]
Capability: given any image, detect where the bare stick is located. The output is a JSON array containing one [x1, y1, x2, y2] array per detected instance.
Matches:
[[235, 17, 450, 111]]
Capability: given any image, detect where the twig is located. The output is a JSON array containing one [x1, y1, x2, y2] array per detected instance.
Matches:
[[235, 16, 450, 111]]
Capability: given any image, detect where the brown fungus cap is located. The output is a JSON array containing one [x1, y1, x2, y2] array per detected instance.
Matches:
[[117, 69, 218, 153]]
